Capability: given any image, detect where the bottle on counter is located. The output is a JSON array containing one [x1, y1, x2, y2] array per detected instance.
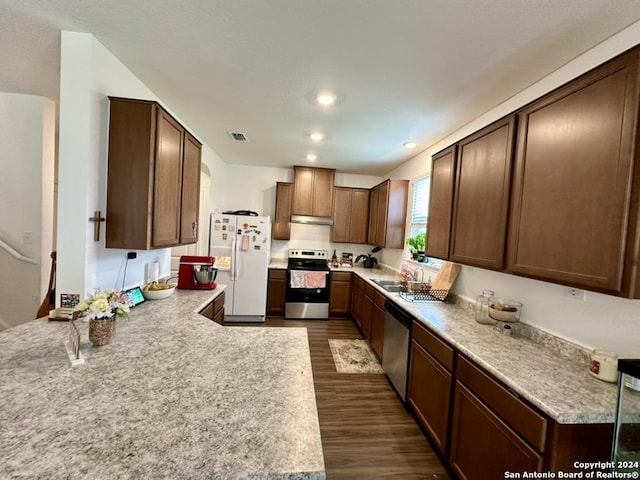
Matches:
[[331, 249, 339, 267], [475, 289, 496, 325]]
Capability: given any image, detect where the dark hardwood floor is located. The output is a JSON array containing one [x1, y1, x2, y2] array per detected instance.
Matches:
[[234, 317, 450, 479]]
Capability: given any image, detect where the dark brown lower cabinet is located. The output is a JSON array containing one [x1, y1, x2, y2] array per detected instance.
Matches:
[[213, 292, 225, 324], [450, 382, 543, 480], [329, 271, 352, 317], [360, 283, 374, 340], [408, 339, 453, 454], [267, 269, 286, 316], [370, 292, 385, 359], [200, 291, 225, 324]]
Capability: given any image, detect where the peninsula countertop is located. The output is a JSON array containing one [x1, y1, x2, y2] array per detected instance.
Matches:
[[0, 287, 325, 480]]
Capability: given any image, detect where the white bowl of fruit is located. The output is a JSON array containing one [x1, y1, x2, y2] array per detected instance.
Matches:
[[488, 299, 522, 323], [142, 282, 176, 300]]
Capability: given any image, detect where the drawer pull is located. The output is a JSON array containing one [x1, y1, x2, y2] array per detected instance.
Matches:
[[507, 387, 520, 399]]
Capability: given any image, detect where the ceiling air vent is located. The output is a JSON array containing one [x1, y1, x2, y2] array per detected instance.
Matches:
[[229, 132, 248, 141]]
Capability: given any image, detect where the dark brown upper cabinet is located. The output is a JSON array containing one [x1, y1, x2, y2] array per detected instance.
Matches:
[[426, 146, 456, 259], [106, 97, 201, 250], [292, 166, 335, 217], [332, 187, 370, 244], [368, 179, 409, 249], [449, 116, 516, 270], [273, 182, 293, 240], [508, 47, 640, 295]]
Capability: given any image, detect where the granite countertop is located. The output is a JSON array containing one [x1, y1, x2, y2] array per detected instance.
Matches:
[[359, 270, 620, 425], [0, 286, 325, 480]]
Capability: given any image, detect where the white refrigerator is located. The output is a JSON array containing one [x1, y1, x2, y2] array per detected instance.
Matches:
[[208, 214, 271, 322]]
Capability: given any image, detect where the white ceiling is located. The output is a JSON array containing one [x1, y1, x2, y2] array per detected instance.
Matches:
[[1, 1, 640, 175]]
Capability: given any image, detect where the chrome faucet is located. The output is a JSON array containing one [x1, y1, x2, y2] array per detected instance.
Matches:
[[407, 267, 423, 282]]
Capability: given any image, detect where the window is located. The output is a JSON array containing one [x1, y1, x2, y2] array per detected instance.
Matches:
[[409, 176, 429, 238]]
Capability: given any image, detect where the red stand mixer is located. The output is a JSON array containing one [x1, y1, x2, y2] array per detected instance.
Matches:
[[177, 256, 218, 290]]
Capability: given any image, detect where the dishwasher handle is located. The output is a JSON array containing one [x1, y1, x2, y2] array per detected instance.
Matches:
[[384, 300, 413, 329]]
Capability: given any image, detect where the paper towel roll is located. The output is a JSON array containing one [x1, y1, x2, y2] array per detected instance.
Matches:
[[146, 262, 159, 283]]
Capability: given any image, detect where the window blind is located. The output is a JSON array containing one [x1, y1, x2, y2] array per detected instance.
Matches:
[[411, 177, 429, 225]]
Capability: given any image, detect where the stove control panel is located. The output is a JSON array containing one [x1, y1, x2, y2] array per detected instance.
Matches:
[[288, 249, 328, 259]]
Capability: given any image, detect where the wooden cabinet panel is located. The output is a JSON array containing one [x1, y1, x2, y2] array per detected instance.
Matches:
[[152, 109, 184, 247], [273, 182, 293, 240], [331, 187, 352, 243], [292, 167, 314, 215], [213, 292, 225, 325], [292, 166, 335, 217], [200, 302, 214, 320], [267, 269, 286, 316], [450, 116, 515, 269], [180, 133, 201, 244], [371, 303, 385, 359], [457, 356, 547, 451], [351, 188, 371, 244], [426, 146, 456, 259], [106, 97, 201, 250], [408, 339, 453, 454], [312, 168, 334, 217], [368, 180, 409, 248], [374, 181, 389, 247], [367, 186, 379, 245], [412, 320, 455, 372], [329, 271, 352, 317], [508, 49, 640, 293], [450, 382, 543, 480], [361, 290, 373, 340], [332, 187, 370, 244]]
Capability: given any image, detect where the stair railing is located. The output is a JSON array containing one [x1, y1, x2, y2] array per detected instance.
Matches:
[[0, 237, 38, 265]]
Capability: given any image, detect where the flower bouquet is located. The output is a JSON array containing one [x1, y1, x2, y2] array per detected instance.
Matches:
[[75, 289, 131, 346]]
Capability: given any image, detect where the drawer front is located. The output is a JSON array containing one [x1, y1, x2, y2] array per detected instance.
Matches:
[[363, 282, 375, 299], [374, 290, 386, 309], [332, 271, 352, 282], [269, 268, 286, 280], [412, 320, 455, 371], [457, 356, 547, 452]]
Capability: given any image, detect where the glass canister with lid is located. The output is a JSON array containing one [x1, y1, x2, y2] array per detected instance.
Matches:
[[475, 289, 495, 325]]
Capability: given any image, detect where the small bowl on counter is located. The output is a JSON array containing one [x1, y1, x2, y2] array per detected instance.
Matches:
[[142, 283, 176, 300], [488, 298, 522, 323]]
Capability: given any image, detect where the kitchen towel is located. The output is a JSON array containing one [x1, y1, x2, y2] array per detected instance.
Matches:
[[289, 270, 306, 288], [304, 271, 327, 289]]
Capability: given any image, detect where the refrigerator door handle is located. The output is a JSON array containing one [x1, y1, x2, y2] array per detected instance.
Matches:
[[234, 232, 241, 280], [230, 236, 237, 281]]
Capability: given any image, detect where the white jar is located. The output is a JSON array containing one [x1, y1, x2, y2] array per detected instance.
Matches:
[[589, 350, 618, 383]]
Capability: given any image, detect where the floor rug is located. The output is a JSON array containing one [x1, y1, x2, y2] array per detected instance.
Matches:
[[328, 339, 384, 374]]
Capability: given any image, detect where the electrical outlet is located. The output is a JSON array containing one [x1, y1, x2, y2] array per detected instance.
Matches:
[[127, 252, 137, 260], [564, 288, 585, 300]]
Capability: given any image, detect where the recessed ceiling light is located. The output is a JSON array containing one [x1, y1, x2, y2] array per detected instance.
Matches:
[[306, 153, 318, 161], [309, 131, 325, 141], [404, 141, 418, 149], [316, 91, 337, 107]]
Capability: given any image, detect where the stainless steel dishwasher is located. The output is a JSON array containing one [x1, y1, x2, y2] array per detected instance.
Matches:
[[382, 300, 412, 401]]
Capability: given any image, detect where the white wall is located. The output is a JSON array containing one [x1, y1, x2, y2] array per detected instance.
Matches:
[[0, 93, 55, 327], [386, 21, 640, 357], [206, 158, 384, 259], [57, 32, 222, 299]]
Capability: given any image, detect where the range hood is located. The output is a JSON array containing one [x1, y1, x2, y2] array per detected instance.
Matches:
[[290, 215, 334, 226]]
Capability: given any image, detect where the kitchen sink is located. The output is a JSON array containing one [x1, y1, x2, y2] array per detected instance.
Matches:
[[369, 278, 403, 292]]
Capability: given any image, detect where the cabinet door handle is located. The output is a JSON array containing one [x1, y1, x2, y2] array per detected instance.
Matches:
[[507, 387, 520, 399], [192, 221, 198, 237]]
